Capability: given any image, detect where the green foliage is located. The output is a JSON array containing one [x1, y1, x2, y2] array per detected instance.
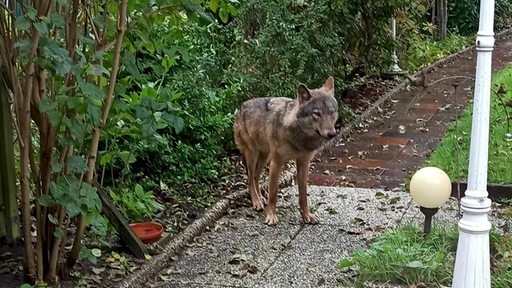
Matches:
[[401, 34, 472, 70], [491, 232, 512, 287], [448, 0, 512, 35], [339, 225, 458, 287], [79, 247, 102, 265], [196, 0, 239, 23], [101, 9, 239, 198], [229, 0, 411, 102], [427, 65, 512, 183], [393, 3, 473, 71], [109, 184, 165, 222]]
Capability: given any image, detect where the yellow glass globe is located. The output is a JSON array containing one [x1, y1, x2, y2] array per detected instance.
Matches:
[[410, 167, 452, 208]]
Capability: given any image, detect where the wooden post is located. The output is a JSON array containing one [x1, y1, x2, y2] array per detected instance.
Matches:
[[96, 186, 147, 258], [0, 74, 21, 243]]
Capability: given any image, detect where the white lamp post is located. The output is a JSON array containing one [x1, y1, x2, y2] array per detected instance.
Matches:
[[410, 167, 451, 235], [452, 0, 495, 287]]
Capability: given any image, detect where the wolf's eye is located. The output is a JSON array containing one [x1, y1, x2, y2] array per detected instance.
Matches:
[[312, 111, 321, 118]]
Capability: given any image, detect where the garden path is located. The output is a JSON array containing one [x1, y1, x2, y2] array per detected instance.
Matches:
[[310, 30, 512, 190]]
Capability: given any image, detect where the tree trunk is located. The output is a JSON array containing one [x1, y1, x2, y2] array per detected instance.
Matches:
[[433, 0, 448, 40], [0, 73, 20, 244]]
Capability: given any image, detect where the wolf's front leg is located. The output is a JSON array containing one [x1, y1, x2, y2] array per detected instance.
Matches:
[[296, 157, 318, 224], [265, 157, 283, 225]]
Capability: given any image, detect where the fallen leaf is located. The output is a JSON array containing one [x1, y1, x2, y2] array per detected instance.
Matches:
[[91, 267, 105, 275]]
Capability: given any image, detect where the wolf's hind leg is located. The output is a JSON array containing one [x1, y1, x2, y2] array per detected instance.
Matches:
[[265, 156, 284, 225], [246, 151, 265, 211], [252, 153, 268, 207]]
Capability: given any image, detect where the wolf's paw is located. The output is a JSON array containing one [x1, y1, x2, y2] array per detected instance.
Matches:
[[302, 212, 319, 224], [252, 200, 265, 211], [264, 213, 278, 226]]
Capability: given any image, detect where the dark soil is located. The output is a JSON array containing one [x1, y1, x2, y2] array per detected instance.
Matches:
[[2, 31, 512, 288]]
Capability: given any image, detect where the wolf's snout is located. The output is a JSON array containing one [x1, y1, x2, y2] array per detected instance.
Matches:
[[327, 131, 337, 139]]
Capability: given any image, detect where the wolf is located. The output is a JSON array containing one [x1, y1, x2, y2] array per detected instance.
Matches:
[[233, 77, 338, 225]]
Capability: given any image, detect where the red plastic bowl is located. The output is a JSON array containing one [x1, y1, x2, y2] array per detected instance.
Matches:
[[130, 222, 163, 244]]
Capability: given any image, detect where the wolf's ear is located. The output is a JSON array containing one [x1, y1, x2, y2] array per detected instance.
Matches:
[[297, 84, 312, 103], [323, 76, 334, 95]]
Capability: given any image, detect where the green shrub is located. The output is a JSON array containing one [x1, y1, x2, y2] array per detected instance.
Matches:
[[101, 12, 239, 198], [229, 0, 410, 102], [109, 184, 165, 222], [448, 0, 512, 35]]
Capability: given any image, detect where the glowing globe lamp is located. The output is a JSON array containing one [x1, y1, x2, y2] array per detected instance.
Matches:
[[410, 167, 452, 235]]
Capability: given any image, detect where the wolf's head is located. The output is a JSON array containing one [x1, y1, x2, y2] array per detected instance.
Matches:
[[296, 76, 339, 140]]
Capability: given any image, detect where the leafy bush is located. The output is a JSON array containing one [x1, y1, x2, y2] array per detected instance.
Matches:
[[229, 0, 411, 102], [401, 34, 471, 70], [448, 0, 512, 35], [100, 10, 239, 199], [109, 184, 164, 221]]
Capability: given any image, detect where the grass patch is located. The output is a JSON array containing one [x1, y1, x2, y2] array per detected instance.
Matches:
[[339, 225, 457, 287], [339, 225, 512, 287], [427, 64, 512, 184]]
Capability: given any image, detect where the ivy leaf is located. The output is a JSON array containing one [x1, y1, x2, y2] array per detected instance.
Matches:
[[66, 201, 81, 218], [50, 180, 66, 201], [219, 7, 230, 23], [79, 247, 98, 265], [140, 87, 158, 99], [66, 96, 82, 109], [47, 110, 62, 126], [48, 214, 59, 225], [78, 81, 105, 105], [50, 12, 65, 27], [64, 117, 86, 144], [87, 104, 102, 127], [51, 162, 63, 173], [39, 98, 58, 113], [118, 151, 136, 165], [39, 194, 56, 207], [99, 152, 113, 166], [53, 228, 64, 238], [162, 113, 185, 134], [80, 183, 101, 212], [34, 21, 49, 36], [91, 248, 102, 257], [173, 117, 185, 134], [67, 155, 89, 173], [141, 120, 157, 138], [15, 16, 31, 31], [89, 63, 110, 76]]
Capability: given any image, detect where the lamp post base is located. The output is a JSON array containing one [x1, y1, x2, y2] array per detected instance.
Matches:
[[419, 206, 438, 235], [452, 196, 492, 288]]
